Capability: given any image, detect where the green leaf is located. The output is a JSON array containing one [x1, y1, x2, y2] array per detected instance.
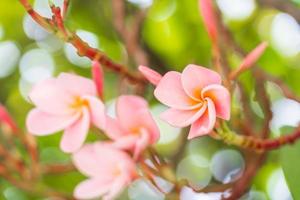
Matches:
[[280, 126, 300, 200]]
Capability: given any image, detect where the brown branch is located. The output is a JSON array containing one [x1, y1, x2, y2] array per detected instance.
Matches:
[[112, 0, 149, 66], [42, 163, 76, 174], [19, 0, 146, 85]]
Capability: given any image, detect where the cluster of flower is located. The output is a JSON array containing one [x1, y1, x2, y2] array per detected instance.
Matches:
[[26, 64, 230, 199]]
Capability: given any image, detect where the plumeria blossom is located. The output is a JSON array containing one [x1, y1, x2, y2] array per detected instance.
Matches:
[[105, 95, 160, 159], [26, 73, 106, 153], [139, 64, 230, 139], [72, 143, 138, 200]]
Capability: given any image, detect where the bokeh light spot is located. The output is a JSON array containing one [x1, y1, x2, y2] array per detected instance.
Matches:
[[210, 149, 245, 184]]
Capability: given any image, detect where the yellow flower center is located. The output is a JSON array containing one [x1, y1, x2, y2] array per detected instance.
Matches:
[[70, 96, 89, 110]]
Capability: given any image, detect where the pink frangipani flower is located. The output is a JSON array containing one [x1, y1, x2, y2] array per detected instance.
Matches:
[[105, 95, 160, 159], [140, 64, 230, 139], [72, 142, 137, 200], [26, 73, 106, 153]]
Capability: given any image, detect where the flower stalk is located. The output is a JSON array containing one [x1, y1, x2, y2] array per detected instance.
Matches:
[[214, 123, 300, 151]]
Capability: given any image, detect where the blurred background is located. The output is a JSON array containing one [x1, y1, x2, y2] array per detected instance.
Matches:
[[0, 0, 300, 199]]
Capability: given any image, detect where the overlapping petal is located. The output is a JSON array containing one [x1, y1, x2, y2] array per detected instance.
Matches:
[[72, 143, 104, 177], [154, 71, 199, 110], [74, 178, 112, 200], [181, 64, 221, 100], [60, 108, 90, 153], [29, 78, 73, 115], [202, 84, 230, 120], [84, 95, 106, 129], [160, 103, 207, 127], [26, 109, 79, 135], [57, 73, 97, 96], [116, 95, 160, 143], [188, 98, 216, 139]]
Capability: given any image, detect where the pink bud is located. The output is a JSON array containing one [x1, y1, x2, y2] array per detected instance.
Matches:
[[199, 0, 218, 44], [230, 42, 268, 79], [92, 61, 104, 99], [0, 104, 19, 133], [138, 65, 162, 86]]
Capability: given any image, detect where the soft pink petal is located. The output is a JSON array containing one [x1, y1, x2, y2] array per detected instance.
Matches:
[[57, 73, 97, 96], [60, 108, 90, 153], [103, 177, 128, 200], [138, 65, 162, 86], [188, 98, 216, 139], [93, 143, 136, 176], [26, 109, 79, 136], [133, 129, 150, 160], [116, 95, 147, 129], [72, 143, 105, 177], [29, 78, 73, 115], [105, 116, 125, 139], [83, 95, 106, 130], [116, 95, 160, 143], [160, 103, 207, 127], [154, 71, 199, 110], [112, 135, 139, 150], [181, 64, 221, 100], [201, 84, 231, 120], [74, 178, 112, 200]]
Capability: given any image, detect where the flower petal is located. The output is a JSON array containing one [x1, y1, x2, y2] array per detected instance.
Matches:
[[84, 95, 106, 130], [103, 177, 128, 200], [154, 71, 199, 110], [74, 178, 112, 200], [116, 95, 160, 143], [138, 65, 162, 86], [133, 129, 150, 160], [29, 78, 73, 115], [72, 143, 105, 177], [60, 108, 90, 153], [26, 109, 79, 136], [93, 143, 137, 177], [112, 135, 139, 150], [181, 64, 221, 100], [188, 98, 216, 139], [202, 84, 230, 120], [160, 103, 207, 127], [105, 116, 125, 139], [57, 73, 97, 96]]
